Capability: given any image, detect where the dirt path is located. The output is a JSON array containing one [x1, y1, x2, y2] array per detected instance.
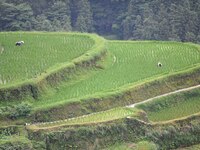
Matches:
[[127, 84, 200, 108]]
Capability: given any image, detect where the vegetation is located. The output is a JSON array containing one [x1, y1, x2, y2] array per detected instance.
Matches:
[[0, 32, 199, 113], [176, 144, 200, 150], [0, 32, 199, 149], [0, 135, 32, 148], [8, 102, 32, 119], [1, 0, 200, 43], [0, 32, 94, 86], [1, 0, 200, 149], [17, 40, 200, 111], [137, 88, 200, 122], [36, 113, 200, 150], [28, 107, 138, 130], [106, 141, 157, 150]]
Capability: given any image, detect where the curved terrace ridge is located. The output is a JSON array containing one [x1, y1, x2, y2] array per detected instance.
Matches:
[[0, 32, 106, 101]]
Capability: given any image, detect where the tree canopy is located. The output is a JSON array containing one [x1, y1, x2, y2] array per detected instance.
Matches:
[[1, 0, 200, 43]]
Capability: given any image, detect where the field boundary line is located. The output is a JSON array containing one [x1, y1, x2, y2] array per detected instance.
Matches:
[[127, 84, 200, 108]]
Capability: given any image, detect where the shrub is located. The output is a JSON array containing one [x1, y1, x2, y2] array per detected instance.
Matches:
[[9, 103, 32, 119]]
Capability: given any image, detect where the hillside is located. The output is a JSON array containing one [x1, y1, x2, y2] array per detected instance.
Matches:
[[0, 32, 200, 149]]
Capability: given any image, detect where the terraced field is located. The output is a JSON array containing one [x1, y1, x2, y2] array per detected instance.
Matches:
[[27, 85, 200, 131], [1, 32, 200, 150], [137, 87, 200, 122], [0, 32, 94, 87], [33, 41, 200, 110]]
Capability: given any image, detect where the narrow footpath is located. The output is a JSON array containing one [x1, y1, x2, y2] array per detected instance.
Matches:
[[127, 84, 200, 108]]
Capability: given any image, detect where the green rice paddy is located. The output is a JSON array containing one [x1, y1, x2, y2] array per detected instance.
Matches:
[[0, 32, 94, 86], [1, 32, 200, 125], [137, 88, 200, 122], [33, 40, 200, 109]]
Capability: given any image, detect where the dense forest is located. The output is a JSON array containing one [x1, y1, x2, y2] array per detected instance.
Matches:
[[1, 0, 200, 42]]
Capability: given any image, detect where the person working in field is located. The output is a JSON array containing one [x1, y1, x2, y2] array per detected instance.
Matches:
[[15, 41, 24, 46], [158, 62, 162, 67]]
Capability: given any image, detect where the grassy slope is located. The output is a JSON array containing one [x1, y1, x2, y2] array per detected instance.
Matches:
[[137, 88, 200, 122], [30, 41, 200, 110], [0, 32, 94, 87]]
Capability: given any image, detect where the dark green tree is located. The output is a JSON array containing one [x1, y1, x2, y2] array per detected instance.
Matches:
[[155, 4, 171, 40], [0, 2, 34, 31], [75, 0, 93, 32], [35, 14, 52, 31], [45, 0, 72, 31], [62, 15, 72, 31], [131, 15, 143, 40]]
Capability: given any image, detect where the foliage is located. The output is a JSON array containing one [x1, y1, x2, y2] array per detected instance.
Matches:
[[74, 0, 93, 32], [39, 115, 200, 149], [135, 141, 158, 150], [1, 0, 200, 42], [9, 102, 32, 119], [0, 135, 33, 150], [176, 143, 200, 150], [29, 107, 137, 129], [147, 120, 200, 149], [106, 141, 158, 150]]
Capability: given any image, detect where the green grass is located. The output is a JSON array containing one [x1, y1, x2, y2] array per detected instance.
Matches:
[[28, 107, 138, 130], [32, 40, 200, 109], [0, 32, 94, 86], [137, 88, 200, 122]]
